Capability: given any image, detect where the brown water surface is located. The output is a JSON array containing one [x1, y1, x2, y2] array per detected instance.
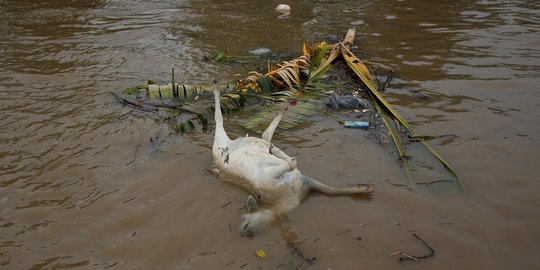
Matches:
[[1, 0, 540, 269]]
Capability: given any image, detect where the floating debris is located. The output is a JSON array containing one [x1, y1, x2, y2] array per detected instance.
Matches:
[[113, 28, 464, 193], [275, 4, 291, 12], [249, 48, 272, 57], [255, 249, 267, 258]]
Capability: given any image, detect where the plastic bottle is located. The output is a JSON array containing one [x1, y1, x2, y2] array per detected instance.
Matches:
[[344, 121, 369, 129]]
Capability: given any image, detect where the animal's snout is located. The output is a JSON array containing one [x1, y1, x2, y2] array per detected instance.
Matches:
[[238, 221, 254, 237]]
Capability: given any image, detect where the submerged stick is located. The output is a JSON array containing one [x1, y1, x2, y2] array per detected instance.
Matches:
[[139, 101, 199, 115], [111, 92, 157, 112], [335, 229, 352, 236], [172, 67, 178, 98], [416, 180, 454, 186], [399, 233, 435, 262], [111, 92, 200, 115], [286, 241, 317, 264]]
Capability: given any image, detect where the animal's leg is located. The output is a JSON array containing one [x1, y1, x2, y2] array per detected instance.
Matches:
[[261, 109, 286, 143], [246, 195, 257, 213], [213, 81, 230, 148], [269, 144, 297, 170], [262, 162, 296, 180], [303, 174, 373, 195]]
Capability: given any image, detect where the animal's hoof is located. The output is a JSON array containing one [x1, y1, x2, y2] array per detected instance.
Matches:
[[289, 157, 297, 170], [362, 186, 374, 194], [211, 164, 220, 175], [246, 195, 258, 213]]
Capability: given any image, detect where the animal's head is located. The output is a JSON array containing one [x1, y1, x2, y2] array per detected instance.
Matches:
[[238, 209, 274, 237], [212, 79, 220, 95]]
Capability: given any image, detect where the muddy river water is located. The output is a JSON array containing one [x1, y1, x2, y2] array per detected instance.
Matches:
[[1, 0, 539, 269]]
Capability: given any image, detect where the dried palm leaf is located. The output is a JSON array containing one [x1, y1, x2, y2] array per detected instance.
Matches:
[[236, 71, 264, 93], [265, 54, 311, 90]]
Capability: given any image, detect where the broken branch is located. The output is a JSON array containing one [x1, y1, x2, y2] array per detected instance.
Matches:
[[398, 233, 436, 262]]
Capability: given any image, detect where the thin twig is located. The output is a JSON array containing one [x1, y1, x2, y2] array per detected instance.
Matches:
[[297, 238, 307, 247], [140, 101, 200, 115], [401, 253, 419, 261], [324, 111, 345, 124], [389, 251, 417, 261], [398, 233, 436, 262], [335, 229, 352, 236], [126, 143, 141, 166], [111, 92, 200, 115], [416, 180, 454, 186], [111, 92, 156, 112], [382, 71, 393, 90], [286, 241, 317, 264], [220, 201, 232, 208]]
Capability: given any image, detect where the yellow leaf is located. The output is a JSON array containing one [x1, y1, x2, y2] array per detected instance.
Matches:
[[315, 41, 327, 50], [255, 249, 267, 258], [303, 42, 313, 56]]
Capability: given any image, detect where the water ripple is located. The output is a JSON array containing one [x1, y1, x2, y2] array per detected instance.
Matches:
[[0, 0, 539, 269]]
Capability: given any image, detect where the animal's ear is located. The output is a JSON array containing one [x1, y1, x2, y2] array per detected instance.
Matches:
[[246, 195, 258, 213]]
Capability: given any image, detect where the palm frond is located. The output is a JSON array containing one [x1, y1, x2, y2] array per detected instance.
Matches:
[[370, 91, 413, 183], [241, 96, 323, 132], [236, 71, 263, 93], [307, 42, 340, 85], [341, 43, 465, 192], [265, 54, 311, 90]]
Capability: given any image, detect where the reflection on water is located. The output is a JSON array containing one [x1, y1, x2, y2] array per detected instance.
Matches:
[[1, 0, 539, 269]]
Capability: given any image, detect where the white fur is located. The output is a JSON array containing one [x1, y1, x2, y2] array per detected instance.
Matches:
[[211, 84, 372, 236]]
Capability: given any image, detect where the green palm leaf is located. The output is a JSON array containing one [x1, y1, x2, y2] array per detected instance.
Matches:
[[341, 45, 465, 193], [241, 95, 324, 132]]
